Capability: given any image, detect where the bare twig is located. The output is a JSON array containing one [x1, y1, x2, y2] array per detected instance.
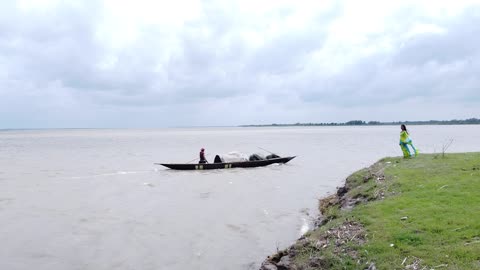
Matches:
[[350, 233, 358, 242], [452, 226, 467, 231], [438, 185, 448, 190], [441, 138, 454, 158]]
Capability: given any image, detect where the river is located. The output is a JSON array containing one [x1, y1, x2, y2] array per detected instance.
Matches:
[[1, 125, 479, 269]]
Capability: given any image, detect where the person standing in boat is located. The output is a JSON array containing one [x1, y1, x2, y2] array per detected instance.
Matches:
[[399, 124, 418, 158], [199, 148, 208, 163]]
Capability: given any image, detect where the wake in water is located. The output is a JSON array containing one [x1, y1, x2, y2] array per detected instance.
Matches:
[[67, 170, 152, 179]]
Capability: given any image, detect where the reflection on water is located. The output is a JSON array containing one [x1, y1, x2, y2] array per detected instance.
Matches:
[[1, 126, 479, 270]]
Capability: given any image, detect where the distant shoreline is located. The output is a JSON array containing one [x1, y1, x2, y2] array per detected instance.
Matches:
[[1, 118, 479, 130], [240, 118, 480, 127]]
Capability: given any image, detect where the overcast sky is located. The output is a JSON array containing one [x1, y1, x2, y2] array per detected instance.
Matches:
[[1, 0, 479, 128]]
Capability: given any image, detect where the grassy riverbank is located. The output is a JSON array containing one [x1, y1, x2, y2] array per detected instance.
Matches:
[[261, 153, 480, 270]]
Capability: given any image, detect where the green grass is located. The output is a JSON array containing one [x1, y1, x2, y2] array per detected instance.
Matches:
[[289, 153, 480, 270], [353, 153, 480, 269]]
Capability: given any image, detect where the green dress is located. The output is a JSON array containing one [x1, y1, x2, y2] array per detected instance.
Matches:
[[399, 131, 418, 158]]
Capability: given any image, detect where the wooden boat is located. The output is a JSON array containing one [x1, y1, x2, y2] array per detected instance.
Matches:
[[156, 156, 295, 170]]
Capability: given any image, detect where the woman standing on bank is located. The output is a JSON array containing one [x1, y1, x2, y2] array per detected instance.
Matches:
[[399, 124, 418, 158]]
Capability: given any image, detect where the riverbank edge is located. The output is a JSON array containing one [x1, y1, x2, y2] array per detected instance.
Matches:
[[259, 157, 391, 270]]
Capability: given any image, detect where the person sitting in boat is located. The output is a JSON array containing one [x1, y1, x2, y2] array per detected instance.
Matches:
[[199, 148, 208, 164]]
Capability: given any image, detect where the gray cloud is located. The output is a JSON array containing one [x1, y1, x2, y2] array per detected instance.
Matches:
[[299, 7, 480, 109], [0, 1, 479, 128], [393, 11, 480, 66]]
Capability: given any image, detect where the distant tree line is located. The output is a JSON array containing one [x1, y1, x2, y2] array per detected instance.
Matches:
[[240, 118, 480, 127]]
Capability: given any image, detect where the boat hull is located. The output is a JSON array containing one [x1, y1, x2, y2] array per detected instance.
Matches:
[[156, 156, 295, 170]]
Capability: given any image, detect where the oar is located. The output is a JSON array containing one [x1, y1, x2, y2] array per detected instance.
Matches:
[[257, 147, 279, 156], [186, 153, 210, 164], [185, 157, 199, 164]]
